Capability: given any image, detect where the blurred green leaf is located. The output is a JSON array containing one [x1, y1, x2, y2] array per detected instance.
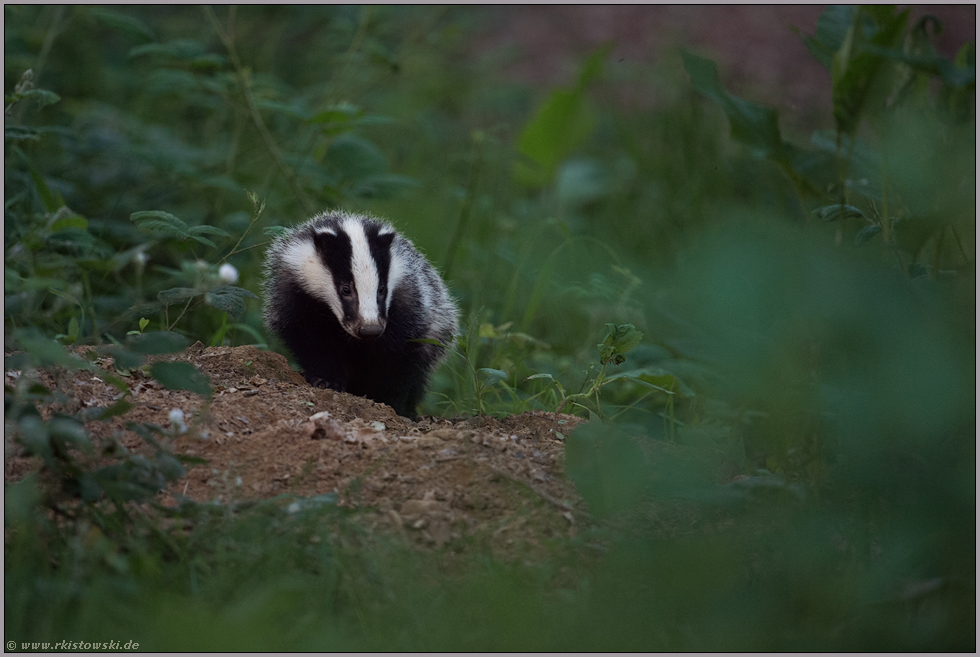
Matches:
[[154, 453, 186, 481], [565, 421, 648, 518], [18, 415, 51, 459], [861, 44, 975, 86], [19, 149, 61, 211], [130, 211, 190, 240], [66, 316, 80, 343], [48, 416, 91, 450], [326, 133, 388, 180], [107, 347, 146, 371], [127, 331, 190, 355], [4, 474, 41, 526], [149, 361, 211, 398], [81, 398, 134, 422], [853, 223, 881, 244], [598, 323, 643, 365], [478, 368, 507, 388], [515, 46, 609, 186], [189, 224, 231, 242], [683, 51, 784, 158], [831, 6, 910, 135], [263, 226, 290, 240], [158, 287, 199, 306], [4, 88, 61, 110], [516, 89, 594, 186], [13, 329, 88, 369], [128, 38, 206, 60], [205, 285, 258, 317], [50, 213, 88, 232], [800, 5, 860, 70], [555, 158, 612, 209], [813, 204, 867, 222], [4, 125, 41, 142], [89, 8, 155, 41]]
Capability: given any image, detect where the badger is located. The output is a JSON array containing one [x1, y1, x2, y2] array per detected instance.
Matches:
[[263, 210, 459, 419]]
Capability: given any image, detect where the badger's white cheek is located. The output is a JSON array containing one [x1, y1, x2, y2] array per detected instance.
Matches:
[[281, 241, 344, 323]]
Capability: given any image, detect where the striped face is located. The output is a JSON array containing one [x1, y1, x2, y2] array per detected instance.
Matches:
[[282, 215, 398, 339]]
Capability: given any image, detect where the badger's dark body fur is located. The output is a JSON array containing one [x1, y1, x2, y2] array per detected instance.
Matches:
[[263, 211, 458, 418]]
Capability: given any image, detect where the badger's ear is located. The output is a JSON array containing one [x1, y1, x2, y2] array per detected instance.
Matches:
[[375, 231, 395, 251]]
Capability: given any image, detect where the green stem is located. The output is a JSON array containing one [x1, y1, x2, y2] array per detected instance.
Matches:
[[443, 138, 483, 279], [14, 6, 66, 124], [949, 226, 970, 265], [219, 197, 265, 264], [168, 298, 195, 332], [204, 6, 315, 215]]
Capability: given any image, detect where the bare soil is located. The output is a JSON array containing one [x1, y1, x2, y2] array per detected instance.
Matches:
[[5, 344, 591, 556]]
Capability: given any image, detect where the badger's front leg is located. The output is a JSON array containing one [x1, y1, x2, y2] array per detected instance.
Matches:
[[305, 373, 345, 391], [291, 338, 348, 392]]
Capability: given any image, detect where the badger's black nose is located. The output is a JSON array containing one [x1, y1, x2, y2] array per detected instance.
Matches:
[[358, 323, 385, 339]]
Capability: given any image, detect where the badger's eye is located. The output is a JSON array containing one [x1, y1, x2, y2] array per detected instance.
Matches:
[[340, 284, 353, 297], [377, 284, 387, 298]]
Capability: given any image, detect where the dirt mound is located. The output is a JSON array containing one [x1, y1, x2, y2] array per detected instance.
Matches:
[[5, 345, 588, 555]]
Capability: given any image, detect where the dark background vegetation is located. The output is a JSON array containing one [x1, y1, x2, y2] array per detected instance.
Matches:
[[4, 5, 976, 650]]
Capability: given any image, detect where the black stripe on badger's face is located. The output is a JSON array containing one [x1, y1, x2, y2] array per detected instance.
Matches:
[[363, 221, 395, 320], [312, 226, 357, 331]]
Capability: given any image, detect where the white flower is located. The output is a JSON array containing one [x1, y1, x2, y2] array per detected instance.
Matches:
[[219, 263, 239, 285], [133, 251, 149, 267], [168, 408, 187, 434]]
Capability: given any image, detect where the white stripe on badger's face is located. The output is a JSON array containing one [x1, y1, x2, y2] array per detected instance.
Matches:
[[386, 241, 406, 313], [343, 216, 383, 324], [280, 238, 344, 323]]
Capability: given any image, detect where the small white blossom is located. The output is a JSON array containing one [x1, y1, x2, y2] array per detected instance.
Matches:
[[133, 251, 149, 267], [168, 408, 187, 434], [218, 263, 239, 285]]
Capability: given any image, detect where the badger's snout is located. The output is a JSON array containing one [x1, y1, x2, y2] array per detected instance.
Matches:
[[357, 321, 385, 339]]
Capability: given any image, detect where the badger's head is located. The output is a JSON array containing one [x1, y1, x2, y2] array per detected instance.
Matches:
[[281, 214, 404, 340]]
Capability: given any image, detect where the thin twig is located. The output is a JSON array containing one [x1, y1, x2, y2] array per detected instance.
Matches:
[[290, 6, 373, 191], [443, 141, 483, 279], [488, 465, 592, 521], [222, 240, 271, 257], [12, 7, 67, 123], [219, 196, 265, 264], [325, 6, 373, 107], [167, 297, 196, 332], [203, 6, 316, 215]]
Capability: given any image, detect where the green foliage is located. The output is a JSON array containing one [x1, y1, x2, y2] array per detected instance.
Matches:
[[527, 323, 655, 421], [4, 5, 975, 652], [684, 5, 974, 280], [516, 44, 611, 186]]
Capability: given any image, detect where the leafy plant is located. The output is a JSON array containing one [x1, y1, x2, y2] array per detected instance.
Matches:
[[683, 6, 975, 277], [3, 5, 974, 652]]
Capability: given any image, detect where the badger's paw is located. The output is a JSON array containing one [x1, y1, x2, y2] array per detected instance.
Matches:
[[305, 374, 343, 391]]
